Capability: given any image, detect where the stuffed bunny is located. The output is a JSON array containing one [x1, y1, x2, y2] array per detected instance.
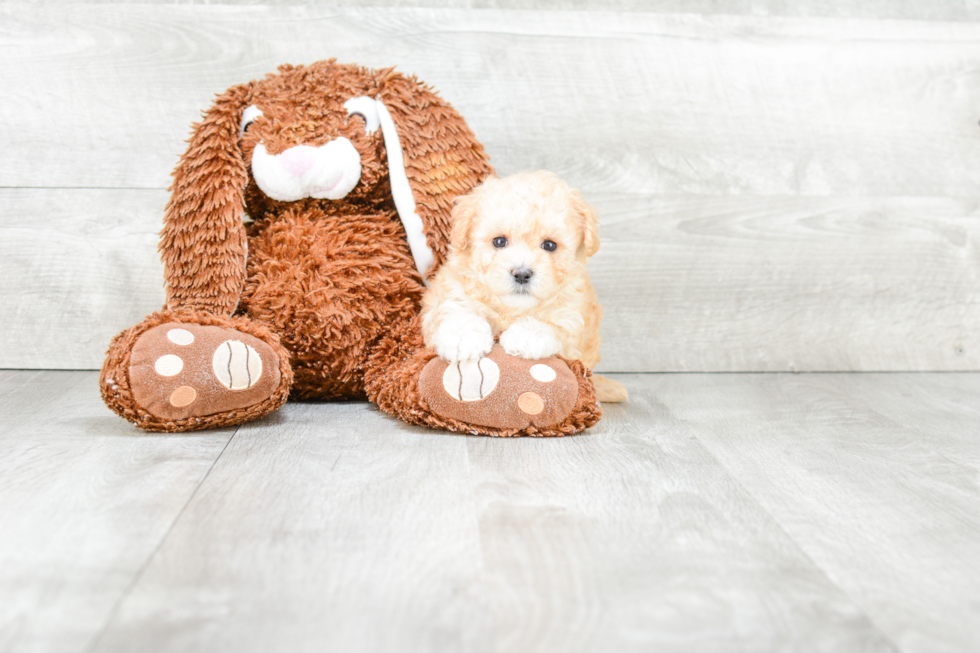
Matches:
[[100, 60, 601, 436]]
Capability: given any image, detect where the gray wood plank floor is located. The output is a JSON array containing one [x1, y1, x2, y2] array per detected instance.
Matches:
[[0, 371, 234, 653], [3, 370, 978, 652]]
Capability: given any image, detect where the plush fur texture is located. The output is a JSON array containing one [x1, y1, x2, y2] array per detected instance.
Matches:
[[100, 60, 603, 435], [366, 319, 601, 437], [422, 171, 627, 402], [100, 310, 293, 431]]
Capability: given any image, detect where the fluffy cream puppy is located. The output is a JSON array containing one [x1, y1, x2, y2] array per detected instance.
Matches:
[[421, 170, 627, 402]]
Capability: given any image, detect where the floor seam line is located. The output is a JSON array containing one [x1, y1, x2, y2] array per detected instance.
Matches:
[[83, 425, 241, 653], [682, 421, 905, 653]]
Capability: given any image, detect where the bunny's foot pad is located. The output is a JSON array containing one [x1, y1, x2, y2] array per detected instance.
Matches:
[[419, 344, 579, 431], [128, 323, 282, 421]]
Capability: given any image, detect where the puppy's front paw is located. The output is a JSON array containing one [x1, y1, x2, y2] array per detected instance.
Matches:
[[500, 318, 561, 360], [434, 315, 494, 363]]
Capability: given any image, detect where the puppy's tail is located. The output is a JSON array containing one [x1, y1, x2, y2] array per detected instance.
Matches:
[[591, 374, 629, 403]]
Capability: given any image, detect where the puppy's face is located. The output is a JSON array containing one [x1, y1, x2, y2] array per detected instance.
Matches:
[[450, 172, 599, 308]]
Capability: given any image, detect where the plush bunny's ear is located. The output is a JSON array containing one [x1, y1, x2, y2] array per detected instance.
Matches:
[[570, 189, 600, 258], [375, 73, 495, 279], [345, 96, 436, 281], [160, 83, 251, 315]]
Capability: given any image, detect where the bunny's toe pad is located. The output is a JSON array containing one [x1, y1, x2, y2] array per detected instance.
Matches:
[[418, 344, 578, 432], [128, 323, 281, 421]]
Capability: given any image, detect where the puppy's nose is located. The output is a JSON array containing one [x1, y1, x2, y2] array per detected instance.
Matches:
[[511, 267, 534, 285]]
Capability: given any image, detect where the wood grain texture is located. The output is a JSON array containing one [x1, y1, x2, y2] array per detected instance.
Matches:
[[4, 370, 979, 652], [3, 6, 980, 196], [3, 190, 977, 372], [0, 189, 166, 369], [39, 0, 980, 22], [92, 402, 489, 653], [653, 372, 980, 653], [0, 370, 233, 653], [591, 195, 980, 372], [462, 401, 892, 653], [3, 6, 979, 372], [90, 385, 893, 653]]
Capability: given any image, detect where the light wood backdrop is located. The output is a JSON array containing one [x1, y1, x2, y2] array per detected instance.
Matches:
[[2, 3, 979, 372]]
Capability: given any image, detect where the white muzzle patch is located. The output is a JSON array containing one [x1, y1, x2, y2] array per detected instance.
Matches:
[[251, 139, 362, 202], [242, 98, 437, 282]]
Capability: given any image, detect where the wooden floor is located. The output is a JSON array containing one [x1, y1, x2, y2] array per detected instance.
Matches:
[[1, 370, 977, 653], [3, 2, 978, 650]]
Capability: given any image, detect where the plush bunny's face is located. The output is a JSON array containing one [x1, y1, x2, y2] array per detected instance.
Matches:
[[246, 106, 365, 202], [237, 66, 391, 215], [161, 60, 494, 312]]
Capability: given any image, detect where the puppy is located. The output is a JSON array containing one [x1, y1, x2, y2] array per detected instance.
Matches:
[[421, 170, 628, 403]]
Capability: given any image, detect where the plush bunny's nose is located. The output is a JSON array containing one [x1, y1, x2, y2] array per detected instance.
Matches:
[[252, 139, 361, 203], [279, 145, 318, 178]]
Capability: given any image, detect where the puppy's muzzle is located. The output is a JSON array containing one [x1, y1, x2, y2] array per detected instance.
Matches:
[[511, 267, 534, 285]]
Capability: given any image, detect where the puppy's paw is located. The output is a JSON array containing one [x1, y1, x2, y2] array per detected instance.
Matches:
[[500, 318, 561, 360], [434, 315, 494, 363], [418, 344, 583, 432]]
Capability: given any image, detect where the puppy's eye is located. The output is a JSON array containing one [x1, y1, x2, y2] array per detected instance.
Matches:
[[492, 236, 508, 248], [541, 240, 557, 252]]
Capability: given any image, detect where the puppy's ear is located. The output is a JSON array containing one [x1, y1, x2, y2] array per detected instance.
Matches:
[[449, 190, 482, 253], [161, 83, 252, 315], [570, 189, 600, 257]]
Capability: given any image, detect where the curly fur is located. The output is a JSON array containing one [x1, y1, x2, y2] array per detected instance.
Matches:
[[422, 171, 602, 366], [100, 310, 293, 432], [421, 171, 626, 403], [100, 59, 603, 436]]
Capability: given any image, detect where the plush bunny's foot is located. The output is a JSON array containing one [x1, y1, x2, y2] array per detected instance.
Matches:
[[365, 319, 600, 437], [102, 313, 292, 432], [418, 344, 583, 434], [127, 322, 281, 421]]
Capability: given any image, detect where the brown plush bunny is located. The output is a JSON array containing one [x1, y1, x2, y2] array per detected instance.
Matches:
[[100, 60, 601, 436]]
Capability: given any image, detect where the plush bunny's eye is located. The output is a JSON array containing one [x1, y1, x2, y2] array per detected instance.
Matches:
[[541, 239, 557, 252], [493, 236, 508, 248], [240, 105, 263, 137], [343, 97, 381, 134]]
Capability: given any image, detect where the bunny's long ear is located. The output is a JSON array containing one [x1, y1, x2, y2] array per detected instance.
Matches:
[[160, 83, 251, 315], [376, 72, 494, 280]]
